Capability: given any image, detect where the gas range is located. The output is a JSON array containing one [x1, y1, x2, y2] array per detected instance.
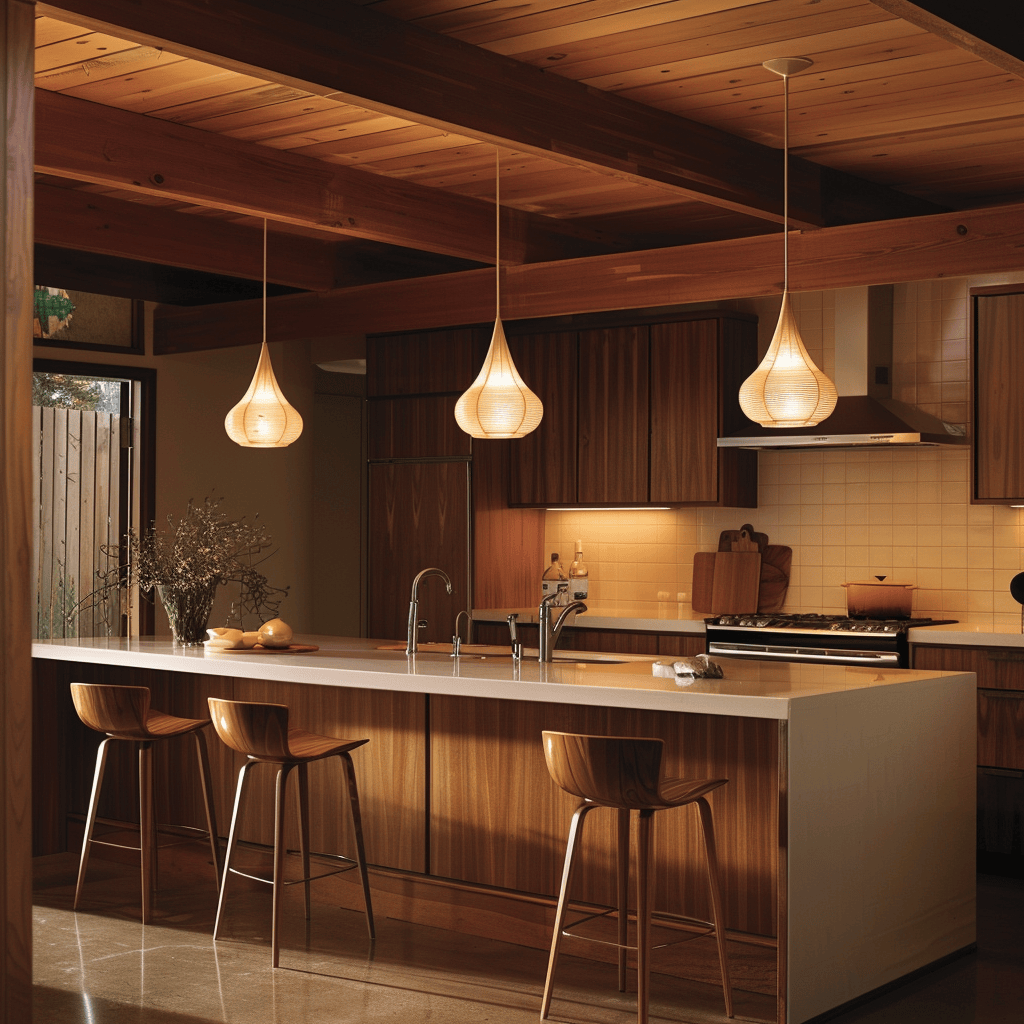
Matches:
[[705, 613, 957, 667]]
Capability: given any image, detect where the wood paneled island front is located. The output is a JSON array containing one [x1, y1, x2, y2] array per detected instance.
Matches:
[[33, 637, 976, 1024]]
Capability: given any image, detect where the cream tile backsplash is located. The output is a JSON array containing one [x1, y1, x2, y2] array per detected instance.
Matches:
[[545, 276, 1024, 629]]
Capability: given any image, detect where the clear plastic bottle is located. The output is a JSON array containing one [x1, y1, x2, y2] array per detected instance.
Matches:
[[568, 540, 589, 601], [541, 552, 568, 604]]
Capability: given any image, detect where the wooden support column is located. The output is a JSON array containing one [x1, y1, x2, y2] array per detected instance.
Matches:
[[1, 0, 35, 1019]]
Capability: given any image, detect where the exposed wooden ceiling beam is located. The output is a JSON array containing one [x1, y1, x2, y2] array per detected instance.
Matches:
[[869, 2, 1024, 76], [39, 0, 942, 228], [35, 90, 620, 266], [154, 202, 1024, 353], [35, 183, 338, 290], [34, 243, 300, 306]]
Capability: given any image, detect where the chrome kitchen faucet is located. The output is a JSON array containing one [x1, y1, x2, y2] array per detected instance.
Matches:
[[406, 567, 452, 655]]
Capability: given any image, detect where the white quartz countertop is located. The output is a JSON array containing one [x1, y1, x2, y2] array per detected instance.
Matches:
[[475, 607, 1024, 647], [33, 635, 972, 721]]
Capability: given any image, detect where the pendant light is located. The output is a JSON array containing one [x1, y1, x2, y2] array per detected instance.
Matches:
[[224, 219, 303, 447], [738, 58, 837, 429], [454, 151, 543, 439]]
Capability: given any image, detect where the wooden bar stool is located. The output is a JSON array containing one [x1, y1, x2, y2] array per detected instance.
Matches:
[[207, 698, 375, 967], [540, 731, 733, 1023], [70, 683, 223, 924]]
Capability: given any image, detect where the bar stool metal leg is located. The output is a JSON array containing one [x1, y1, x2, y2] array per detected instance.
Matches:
[[616, 807, 630, 993], [636, 809, 655, 1024], [296, 762, 312, 921], [75, 737, 113, 912], [214, 761, 256, 942], [139, 741, 157, 924], [339, 750, 375, 940], [697, 796, 734, 1018], [192, 729, 223, 888], [271, 763, 294, 968], [541, 801, 596, 1020]]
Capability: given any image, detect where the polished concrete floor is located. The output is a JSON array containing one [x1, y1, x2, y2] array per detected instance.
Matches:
[[32, 853, 1024, 1024]]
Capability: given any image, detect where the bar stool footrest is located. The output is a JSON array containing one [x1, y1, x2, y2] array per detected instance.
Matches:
[[561, 906, 718, 953], [226, 862, 360, 888]]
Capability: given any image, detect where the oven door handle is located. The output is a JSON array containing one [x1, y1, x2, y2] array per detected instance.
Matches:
[[707, 642, 901, 666]]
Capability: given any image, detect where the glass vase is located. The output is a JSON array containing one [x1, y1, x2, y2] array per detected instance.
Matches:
[[157, 584, 218, 646]]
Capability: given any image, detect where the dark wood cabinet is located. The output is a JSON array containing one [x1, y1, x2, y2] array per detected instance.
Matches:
[[367, 395, 470, 460], [972, 286, 1024, 503], [650, 318, 757, 507], [367, 461, 470, 643], [366, 326, 485, 397], [505, 331, 578, 506], [912, 643, 1024, 865], [578, 326, 649, 504], [506, 311, 757, 508]]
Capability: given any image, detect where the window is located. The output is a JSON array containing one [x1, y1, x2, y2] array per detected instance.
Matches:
[[32, 361, 155, 637]]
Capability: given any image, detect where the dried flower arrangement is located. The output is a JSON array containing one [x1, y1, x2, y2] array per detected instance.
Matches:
[[75, 495, 288, 640]]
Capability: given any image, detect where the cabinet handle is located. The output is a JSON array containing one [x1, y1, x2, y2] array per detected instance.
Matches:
[[985, 650, 1024, 662], [980, 688, 1024, 699], [980, 767, 1024, 778]]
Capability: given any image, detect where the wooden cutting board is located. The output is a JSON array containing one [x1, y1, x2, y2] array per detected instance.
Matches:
[[692, 552, 717, 614], [711, 550, 761, 614], [757, 545, 792, 613], [718, 524, 768, 553]]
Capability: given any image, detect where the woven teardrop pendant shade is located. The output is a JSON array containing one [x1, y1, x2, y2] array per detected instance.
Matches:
[[224, 341, 304, 447], [738, 291, 837, 428], [454, 317, 543, 438]]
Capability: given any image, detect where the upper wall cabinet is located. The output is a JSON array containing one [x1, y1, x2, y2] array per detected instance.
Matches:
[[973, 287, 1024, 503], [506, 312, 758, 508], [366, 326, 486, 397]]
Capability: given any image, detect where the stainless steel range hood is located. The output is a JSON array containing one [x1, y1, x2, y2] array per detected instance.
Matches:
[[719, 286, 969, 450]]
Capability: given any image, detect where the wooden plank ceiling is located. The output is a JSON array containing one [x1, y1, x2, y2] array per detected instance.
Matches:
[[32, 0, 1024, 347]]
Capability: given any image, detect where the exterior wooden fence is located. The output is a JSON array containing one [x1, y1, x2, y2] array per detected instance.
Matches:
[[32, 405, 122, 638]]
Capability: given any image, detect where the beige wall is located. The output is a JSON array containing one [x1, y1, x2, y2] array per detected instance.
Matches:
[[546, 273, 1024, 630], [34, 308, 316, 635]]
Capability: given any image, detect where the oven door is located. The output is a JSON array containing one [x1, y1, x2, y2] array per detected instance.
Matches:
[[706, 626, 907, 667]]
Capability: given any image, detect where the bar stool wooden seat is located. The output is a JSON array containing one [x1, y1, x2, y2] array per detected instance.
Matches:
[[207, 697, 375, 967], [540, 731, 733, 1023], [70, 682, 222, 924]]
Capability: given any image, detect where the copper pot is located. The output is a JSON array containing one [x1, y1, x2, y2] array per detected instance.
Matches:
[[842, 577, 915, 619]]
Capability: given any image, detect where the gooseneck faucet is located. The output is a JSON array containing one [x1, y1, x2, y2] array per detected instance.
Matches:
[[406, 567, 452, 655], [538, 593, 587, 662]]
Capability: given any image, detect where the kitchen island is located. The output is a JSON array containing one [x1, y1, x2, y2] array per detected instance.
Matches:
[[32, 637, 976, 1024]]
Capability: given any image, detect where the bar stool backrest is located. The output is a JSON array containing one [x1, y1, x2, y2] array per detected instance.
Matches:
[[208, 698, 292, 759], [542, 731, 665, 808], [71, 683, 151, 737]]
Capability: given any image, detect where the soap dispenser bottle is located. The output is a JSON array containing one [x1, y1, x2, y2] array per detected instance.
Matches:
[[541, 553, 568, 604], [568, 540, 589, 601]]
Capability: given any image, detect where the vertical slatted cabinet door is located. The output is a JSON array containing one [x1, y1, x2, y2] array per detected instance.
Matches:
[[650, 320, 719, 504], [974, 290, 1024, 501], [367, 461, 469, 643], [506, 330, 578, 506], [578, 326, 649, 504]]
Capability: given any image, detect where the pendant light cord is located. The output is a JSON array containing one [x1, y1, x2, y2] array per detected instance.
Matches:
[[495, 149, 500, 318], [262, 218, 268, 345], [783, 73, 789, 293]]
